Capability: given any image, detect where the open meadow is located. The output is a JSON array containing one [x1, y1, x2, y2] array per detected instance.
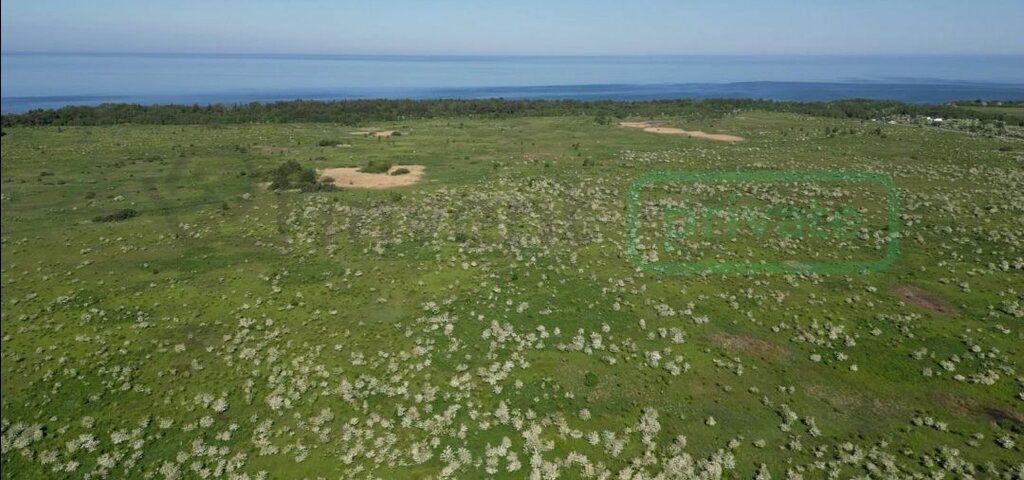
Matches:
[[2, 104, 1023, 478]]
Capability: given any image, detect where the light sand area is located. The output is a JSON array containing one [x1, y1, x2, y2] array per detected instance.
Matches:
[[619, 121, 744, 142], [319, 165, 424, 189], [349, 129, 397, 138]]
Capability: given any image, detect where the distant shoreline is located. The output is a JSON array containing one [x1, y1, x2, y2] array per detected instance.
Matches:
[[4, 97, 1023, 128], [3, 81, 1024, 114]]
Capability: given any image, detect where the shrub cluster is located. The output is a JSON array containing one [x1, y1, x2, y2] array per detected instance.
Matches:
[[93, 208, 139, 223], [359, 160, 392, 174], [268, 160, 316, 190], [300, 179, 340, 193]]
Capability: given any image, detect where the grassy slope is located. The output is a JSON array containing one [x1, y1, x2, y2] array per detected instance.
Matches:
[[2, 111, 1022, 478], [956, 104, 1024, 116]]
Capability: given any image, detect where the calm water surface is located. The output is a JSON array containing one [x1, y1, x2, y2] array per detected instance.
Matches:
[[2, 53, 1023, 112]]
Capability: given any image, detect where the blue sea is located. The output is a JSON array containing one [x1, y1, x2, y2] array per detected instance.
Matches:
[[2, 53, 1023, 113]]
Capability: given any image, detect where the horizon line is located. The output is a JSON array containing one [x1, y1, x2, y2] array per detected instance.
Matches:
[[4, 50, 1024, 58]]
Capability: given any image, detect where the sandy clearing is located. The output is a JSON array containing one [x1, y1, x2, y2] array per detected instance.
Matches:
[[319, 165, 424, 189], [349, 129, 397, 138], [619, 121, 744, 142], [619, 121, 654, 129]]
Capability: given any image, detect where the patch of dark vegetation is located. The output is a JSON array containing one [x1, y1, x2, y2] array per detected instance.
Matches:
[[266, 160, 340, 192], [359, 160, 392, 174], [317, 139, 345, 147], [93, 208, 138, 223], [936, 393, 1024, 430], [300, 177, 340, 193], [983, 407, 1024, 429], [6, 98, 1024, 127], [390, 167, 410, 176]]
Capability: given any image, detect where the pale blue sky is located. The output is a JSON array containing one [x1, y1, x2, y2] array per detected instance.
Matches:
[[2, 0, 1022, 55]]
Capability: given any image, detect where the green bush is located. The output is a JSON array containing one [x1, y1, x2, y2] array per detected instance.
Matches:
[[299, 182, 338, 193], [317, 139, 344, 147], [359, 160, 392, 174], [267, 160, 319, 190], [93, 208, 138, 223]]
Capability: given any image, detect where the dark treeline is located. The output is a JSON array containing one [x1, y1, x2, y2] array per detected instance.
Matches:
[[3, 98, 1023, 127]]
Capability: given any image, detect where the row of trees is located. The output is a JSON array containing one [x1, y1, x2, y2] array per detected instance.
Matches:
[[3, 98, 1022, 127]]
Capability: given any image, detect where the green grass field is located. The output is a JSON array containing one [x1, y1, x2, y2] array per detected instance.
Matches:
[[956, 104, 1024, 116], [2, 110, 1023, 478]]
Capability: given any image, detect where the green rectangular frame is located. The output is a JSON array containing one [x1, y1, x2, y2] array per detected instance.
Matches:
[[625, 170, 901, 275]]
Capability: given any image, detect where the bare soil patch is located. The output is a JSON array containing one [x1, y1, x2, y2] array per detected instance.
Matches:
[[937, 392, 976, 415], [619, 121, 744, 142], [349, 129, 397, 138], [319, 165, 424, 189], [891, 285, 959, 315]]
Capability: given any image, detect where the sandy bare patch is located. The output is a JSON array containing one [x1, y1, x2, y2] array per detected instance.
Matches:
[[891, 285, 959, 315], [619, 121, 743, 142], [319, 165, 424, 189], [349, 129, 397, 138], [619, 121, 654, 129]]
